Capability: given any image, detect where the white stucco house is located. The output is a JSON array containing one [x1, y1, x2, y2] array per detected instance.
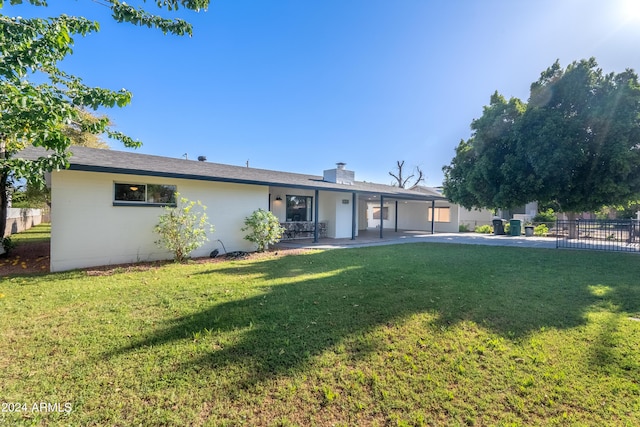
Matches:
[[20, 146, 445, 272]]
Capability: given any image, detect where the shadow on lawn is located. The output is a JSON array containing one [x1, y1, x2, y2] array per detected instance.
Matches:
[[105, 244, 640, 387]]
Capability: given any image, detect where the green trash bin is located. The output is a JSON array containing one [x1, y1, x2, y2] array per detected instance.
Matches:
[[510, 219, 521, 236]]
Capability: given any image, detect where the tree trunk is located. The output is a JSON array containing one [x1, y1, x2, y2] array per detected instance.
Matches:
[[0, 138, 7, 240], [567, 212, 578, 239], [389, 160, 424, 189], [0, 174, 6, 239]]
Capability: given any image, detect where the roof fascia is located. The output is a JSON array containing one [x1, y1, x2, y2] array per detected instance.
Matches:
[[69, 164, 444, 202]]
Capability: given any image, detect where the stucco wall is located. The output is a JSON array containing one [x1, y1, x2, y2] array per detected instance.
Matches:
[[396, 201, 429, 230], [50, 170, 267, 272], [322, 192, 356, 238], [318, 192, 336, 237], [4, 208, 43, 237], [459, 207, 494, 230], [433, 202, 460, 233], [397, 201, 460, 233]]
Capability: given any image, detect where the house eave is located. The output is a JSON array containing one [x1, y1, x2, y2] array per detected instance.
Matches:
[[69, 164, 445, 201]]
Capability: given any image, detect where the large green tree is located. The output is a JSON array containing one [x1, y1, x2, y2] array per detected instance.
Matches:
[[0, 0, 209, 238], [443, 58, 640, 215], [443, 92, 526, 209], [10, 109, 111, 209]]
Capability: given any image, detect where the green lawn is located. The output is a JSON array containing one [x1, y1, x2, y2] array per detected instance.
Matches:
[[1, 242, 639, 426], [7, 223, 51, 244]]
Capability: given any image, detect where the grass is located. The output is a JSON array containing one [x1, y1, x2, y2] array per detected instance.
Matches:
[[6, 223, 51, 244], [1, 237, 639, 426]]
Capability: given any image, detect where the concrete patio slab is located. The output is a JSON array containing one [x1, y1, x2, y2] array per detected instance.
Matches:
[[274, 230, 557, 250]]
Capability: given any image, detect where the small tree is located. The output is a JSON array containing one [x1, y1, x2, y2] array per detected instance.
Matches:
[[154, 194, 213, 262], [242, 209, 285, 252]]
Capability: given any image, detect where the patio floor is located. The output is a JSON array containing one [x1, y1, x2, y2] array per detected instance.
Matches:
[[274, 229, 557, 250]]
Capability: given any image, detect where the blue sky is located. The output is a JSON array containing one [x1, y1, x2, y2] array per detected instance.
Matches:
[[6, 0, 640, 185]]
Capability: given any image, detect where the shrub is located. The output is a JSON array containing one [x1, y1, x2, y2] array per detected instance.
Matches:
[[154, 194, 213, 262], [242, 209, 285, 252], [1, 237, 17, 256], [533, 209, 556, 223], [459, 224, 470, 232], [475, 224, 492, 234], [534, 224, 549, 236]]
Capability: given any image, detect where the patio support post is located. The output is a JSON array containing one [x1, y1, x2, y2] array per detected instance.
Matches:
[[395, 200, 398, 232], [380, 196, 384, 239], [431, 200, 435, 234], [351, 192, 356, 240], [313, 189, 319, 243]]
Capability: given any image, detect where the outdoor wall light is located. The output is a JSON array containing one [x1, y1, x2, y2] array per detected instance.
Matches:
[[275, 195, 282, 201]]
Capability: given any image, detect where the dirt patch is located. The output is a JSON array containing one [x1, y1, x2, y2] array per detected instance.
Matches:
[[85, 248, 313, 276], [0, 241, 50, 277], [1, 242, 312, 277]]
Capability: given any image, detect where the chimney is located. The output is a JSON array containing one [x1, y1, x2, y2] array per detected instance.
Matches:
[[323, 162, 355, 185]]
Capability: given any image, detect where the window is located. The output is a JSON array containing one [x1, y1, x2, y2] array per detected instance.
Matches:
[[373, 207, 389, 220], [147, 184, 177, 204], [286, 195, 312, 221], [428, 207, 451, 222], [114, 183, 177, 206]]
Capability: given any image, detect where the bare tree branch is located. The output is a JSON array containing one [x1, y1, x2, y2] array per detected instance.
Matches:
[[389, 161, 425, 188]]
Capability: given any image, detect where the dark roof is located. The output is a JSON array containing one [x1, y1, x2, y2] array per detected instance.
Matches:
[[18, 146, 445, 201], [410, 185, 445, 197]]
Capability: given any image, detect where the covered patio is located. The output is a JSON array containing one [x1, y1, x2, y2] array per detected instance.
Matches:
[[270, 188, 447, 244], [275, 228, 437, 249]]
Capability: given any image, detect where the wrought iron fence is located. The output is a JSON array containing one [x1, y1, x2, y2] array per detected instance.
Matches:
[[555, 219, 640, 252]]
